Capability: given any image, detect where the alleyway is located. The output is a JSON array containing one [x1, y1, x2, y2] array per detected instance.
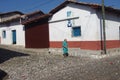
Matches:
[[0, 45, 120, 80]]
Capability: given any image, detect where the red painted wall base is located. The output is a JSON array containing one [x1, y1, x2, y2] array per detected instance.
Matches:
[[50, 40, 120, 50]]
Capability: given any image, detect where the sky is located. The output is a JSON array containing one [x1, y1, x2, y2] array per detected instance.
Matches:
[[0, 0, 120, 14]]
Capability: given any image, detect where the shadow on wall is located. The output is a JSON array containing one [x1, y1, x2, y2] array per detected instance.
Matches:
[[0, 48, 29, 64], [0, 69, 8, 80]]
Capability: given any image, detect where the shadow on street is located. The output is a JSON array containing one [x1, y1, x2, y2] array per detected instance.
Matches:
[[0, 48, 29, 64], [0, 69, 8, 80]]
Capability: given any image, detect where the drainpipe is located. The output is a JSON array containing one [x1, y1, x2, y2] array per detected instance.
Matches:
[[102, 0, 107, 54]]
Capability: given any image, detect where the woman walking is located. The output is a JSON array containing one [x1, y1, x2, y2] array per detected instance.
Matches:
[[62, 39, 69, 57]]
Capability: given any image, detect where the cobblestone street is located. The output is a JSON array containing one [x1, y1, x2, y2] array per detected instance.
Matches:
[[0, 45, 120, 80]]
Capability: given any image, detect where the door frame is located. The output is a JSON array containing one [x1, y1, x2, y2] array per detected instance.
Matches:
[[12, 30, 16, 44]]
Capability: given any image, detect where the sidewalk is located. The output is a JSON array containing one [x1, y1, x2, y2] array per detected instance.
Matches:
[[0, 44, 120, 59]]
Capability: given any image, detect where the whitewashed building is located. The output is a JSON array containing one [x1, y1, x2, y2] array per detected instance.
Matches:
[[0, 11, 25, 46], [49, 1, 120, 50], [0, 11, 44, 46], [0, 1, 119, 51]]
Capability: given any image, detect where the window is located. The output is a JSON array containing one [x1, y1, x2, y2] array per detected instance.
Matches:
[[72, 26, 81, 37], [67, 11, 71, 17], [2, 30, 6, 38]]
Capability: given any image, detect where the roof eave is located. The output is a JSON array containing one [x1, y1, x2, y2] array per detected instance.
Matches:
[[0, 11, 24, 16], [49, 0, 120, 15], [49, 1, 70, 14], [22, 14, 52, 25]]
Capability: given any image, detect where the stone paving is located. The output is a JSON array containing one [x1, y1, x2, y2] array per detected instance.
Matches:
[[0, 45, 120, 80]]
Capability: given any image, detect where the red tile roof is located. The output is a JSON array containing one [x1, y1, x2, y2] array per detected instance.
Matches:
[[0, 10, 45, 24], [22, 14, 51, 25], [49, 1, 120, 14], [24, 10, 44, 17], [0, 11, 24, 16]]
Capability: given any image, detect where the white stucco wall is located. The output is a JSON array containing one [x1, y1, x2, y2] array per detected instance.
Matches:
[[49, 3, 120, 42], [105, 13, 120, 40], [49, 4, 100, 41], [0, 24, 25, 46], [96, 11, 120, 41]]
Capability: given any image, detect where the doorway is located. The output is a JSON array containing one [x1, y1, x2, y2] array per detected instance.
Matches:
[[12, 30, 16, 44]]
